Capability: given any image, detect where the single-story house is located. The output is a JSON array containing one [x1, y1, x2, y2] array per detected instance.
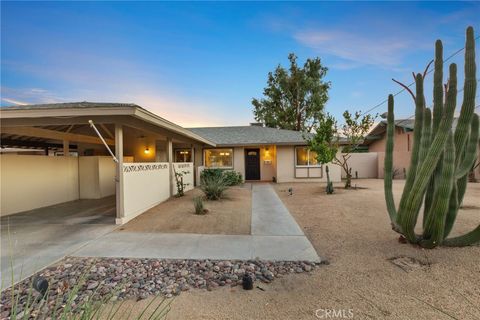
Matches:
[[0, 102, 341, 224]]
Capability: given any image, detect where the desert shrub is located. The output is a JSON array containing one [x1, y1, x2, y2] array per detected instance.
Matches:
[[222, 170, 243, 186], [201, 169, 242, 186], [200, 174, 227, 200], [193, 196, 206, 215]]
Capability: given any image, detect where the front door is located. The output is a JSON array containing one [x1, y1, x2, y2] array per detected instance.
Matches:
[[245, 148, 260, 180]]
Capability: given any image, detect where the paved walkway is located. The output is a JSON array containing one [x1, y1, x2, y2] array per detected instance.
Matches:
[[74, 184, 320, 262], [1, 197, 117, 286]]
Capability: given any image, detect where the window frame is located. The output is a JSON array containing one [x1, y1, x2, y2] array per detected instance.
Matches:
[[294, 146, 322, 168], [203, 148, 234, 169]]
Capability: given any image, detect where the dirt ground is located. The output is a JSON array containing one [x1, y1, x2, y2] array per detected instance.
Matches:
[[120, 179, 480, 320], [117, 185, 251, 235]]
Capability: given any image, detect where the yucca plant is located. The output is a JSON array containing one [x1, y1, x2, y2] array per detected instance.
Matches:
[[384, 26, 479, 248], [200, 174, 228, 200]]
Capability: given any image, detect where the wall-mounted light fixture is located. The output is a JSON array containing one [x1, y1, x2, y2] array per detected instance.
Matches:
[[144, 147, 150, 154]]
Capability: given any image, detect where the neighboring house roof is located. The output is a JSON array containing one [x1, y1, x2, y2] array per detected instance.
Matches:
[[188, 126, 312, 147], [0, 102, 215, 146], [363, 117, 463, 145]]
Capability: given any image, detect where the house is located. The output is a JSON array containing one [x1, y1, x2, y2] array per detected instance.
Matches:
[[0, 102, 341, 224], [363, 118, 480, 180]]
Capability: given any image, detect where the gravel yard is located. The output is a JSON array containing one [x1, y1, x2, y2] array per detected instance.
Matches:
[[117, 185, 252, 235], [2, 180, 479, 319]]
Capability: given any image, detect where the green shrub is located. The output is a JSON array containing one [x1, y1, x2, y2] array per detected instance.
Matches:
[[222, 170, 243, 186], [201, 169, 242, 186], [200, 174, 227, 200], [193, 196, 206, 215]]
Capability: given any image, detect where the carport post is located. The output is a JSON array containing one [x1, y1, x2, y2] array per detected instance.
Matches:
[[115, 124, 125, 223], [63, 140, 69, 156], [167, 137, 173, 196]]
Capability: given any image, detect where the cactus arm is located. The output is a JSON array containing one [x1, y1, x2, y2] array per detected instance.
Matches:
[[396, 73, 425, 224], [420, 132, 455, 248], [455, 114, 479, 179], [432, 39, 444, 135], [453, 26, 476, 162], [416, 107, 432, 177], [443, 224, 480, 247], [425, 39, 445, 223], [398, 65, 457, 243], [384, 94, 399, 229]]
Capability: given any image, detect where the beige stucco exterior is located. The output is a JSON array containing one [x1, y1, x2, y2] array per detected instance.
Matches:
[[0, 155, 79, 216], [368, 126, 413, 179], [79, 156, 116, 199]]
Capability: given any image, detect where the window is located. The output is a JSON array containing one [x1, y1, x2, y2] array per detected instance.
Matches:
[[175, 149, 192, 162], [295, 147, 320, 167], [204, 148, 233, 168]]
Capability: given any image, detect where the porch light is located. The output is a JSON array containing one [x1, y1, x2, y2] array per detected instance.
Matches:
[[144, 147, 150, 154]]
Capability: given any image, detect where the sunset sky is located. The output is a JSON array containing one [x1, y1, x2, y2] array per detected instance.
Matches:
[[1, 1, 478, 127]]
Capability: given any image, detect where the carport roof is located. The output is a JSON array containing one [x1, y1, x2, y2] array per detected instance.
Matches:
[[0, 102, 216, 146]]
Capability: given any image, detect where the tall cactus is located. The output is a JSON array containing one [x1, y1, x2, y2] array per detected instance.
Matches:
[[384, 26, 479, 247]]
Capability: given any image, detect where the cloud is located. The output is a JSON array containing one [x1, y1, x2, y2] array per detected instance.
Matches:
[[294, 30, 412, 68], [1, 97, 28, 105]]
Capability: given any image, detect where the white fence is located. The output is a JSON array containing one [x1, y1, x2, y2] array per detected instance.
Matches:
[[172, 162, 194, 195], [121, 162, 170, 223]]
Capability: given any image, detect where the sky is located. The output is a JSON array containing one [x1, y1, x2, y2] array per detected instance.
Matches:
[[1, 1, 479, 127]]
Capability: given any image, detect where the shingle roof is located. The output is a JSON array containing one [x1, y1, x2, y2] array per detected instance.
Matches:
[[1, 101, 139, 110], [188, 126, 311, 146]]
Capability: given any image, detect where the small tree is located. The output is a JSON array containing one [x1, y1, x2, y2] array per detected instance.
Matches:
[[252, 53, 330, 132], [308, 111, 375, 189]]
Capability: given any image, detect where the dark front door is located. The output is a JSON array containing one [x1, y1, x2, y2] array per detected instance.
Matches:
[[245, 148, 260, 180]]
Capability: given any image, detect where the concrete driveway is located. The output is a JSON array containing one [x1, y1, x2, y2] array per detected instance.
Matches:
[[1, 196, 117, 287]]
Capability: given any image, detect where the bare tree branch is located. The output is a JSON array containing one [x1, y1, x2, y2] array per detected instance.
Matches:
[[392, 78, 416, 102]]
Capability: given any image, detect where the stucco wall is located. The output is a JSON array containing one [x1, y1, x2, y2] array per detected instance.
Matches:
[[260, 146, 276, 181], [172, 162, 194, 195], [233, 147, 245, 177], [275, 145, 341, 183], [121, 162, 170, 224], [0, 155, 79, 216], [342, 153, 378, 178], [377, 152, 410, 179], [79, 156, 115, 199]]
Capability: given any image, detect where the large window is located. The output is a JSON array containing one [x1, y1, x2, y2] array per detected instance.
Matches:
[[295, 147, 320, 167], [204, 148, 233, 168], [174, 149, 192, 162]]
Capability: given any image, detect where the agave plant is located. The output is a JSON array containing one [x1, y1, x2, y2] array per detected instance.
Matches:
[[384, 26, 479, 248]]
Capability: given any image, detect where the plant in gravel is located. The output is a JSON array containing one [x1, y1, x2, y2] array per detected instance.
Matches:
[[200, 174, 228, 200], [222, 170, 243, 186], [384, 26, 479, 248], [3, 264, 172, 320], [193, 196, 207, 215], [325, 165, 334, 194], [173, 167, 189, 197]]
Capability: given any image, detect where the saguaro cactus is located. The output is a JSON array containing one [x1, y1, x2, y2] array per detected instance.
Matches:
[[384, 26, 479, 248]]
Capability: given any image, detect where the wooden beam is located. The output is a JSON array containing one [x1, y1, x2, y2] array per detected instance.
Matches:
[[1, 126, 114, 145], [100, 124, 114, 139]]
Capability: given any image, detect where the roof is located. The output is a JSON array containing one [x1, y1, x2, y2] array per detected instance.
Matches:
[[363, 117, 462, 145], [0, 102, 215, 146], [188, 126, 312, 146]]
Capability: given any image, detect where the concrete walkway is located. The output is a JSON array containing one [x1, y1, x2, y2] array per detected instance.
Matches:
[[74, 184, 320, 262]]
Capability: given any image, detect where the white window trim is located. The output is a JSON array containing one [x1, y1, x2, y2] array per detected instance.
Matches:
[[295, 146, 322, 168], [203, 148, 234, 169]]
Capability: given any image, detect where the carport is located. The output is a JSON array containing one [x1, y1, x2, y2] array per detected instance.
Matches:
[[0, 102, 215, 284], [0, 102, 214, 224]]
